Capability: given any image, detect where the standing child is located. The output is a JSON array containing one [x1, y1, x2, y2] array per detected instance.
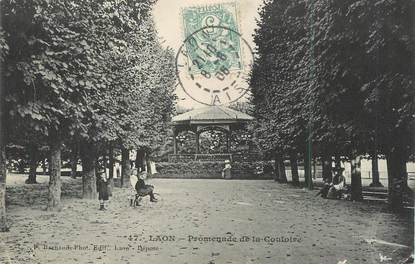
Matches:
[[97, 169, 109, 210], [129, 168, 139, 206]]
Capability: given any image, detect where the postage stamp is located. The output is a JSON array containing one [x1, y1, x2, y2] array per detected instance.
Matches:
[[181, 2, 242, 75], [176, 3, 253, 106]]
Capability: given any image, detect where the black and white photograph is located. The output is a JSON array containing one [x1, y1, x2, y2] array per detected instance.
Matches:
[[0, 0, 414, 263]]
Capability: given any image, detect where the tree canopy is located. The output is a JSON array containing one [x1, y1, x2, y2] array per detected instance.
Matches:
[[1, 0, 175, 150], [251, 0, 414, 158]]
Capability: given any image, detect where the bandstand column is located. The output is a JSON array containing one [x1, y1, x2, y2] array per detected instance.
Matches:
[[173, 129, 178, 154], [226, 131, 231, 153], [195, 132, 200, 154]]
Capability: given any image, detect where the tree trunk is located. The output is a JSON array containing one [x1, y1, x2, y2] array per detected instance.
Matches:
[[312, 157, 317, 179], [0, 136, 8, 231], [135, 148, 145, 172], [17, 160, 25, 174], [304, 127, 313, 189], [386, 149, 406, 210], [335, 154, 341, 168], [322, 154, 332, 183], [273, 151, 280, 182], [350, 151, 363, 201], [121, 147, 131, 188], [108, 145, 114, 196], [102, 153, 107, 174], [276, 153, 287, 183], [304, 150, 313, 189], [0, 62, 8, 231], [80, 142, 97, 199], [290, 152, 300, 186], [146, 154, 152, 175], [26, 145, 39, 184], [369, 151, 383, 187], [70, 142, 79, 179], [42, 159, 47, 175], [47, 134, 62, 211]]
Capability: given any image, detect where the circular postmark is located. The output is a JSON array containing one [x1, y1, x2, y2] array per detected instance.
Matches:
[[175, 25, 254, 106]]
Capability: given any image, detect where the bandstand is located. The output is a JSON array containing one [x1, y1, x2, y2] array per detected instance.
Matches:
[[170, 105, 254, 162]]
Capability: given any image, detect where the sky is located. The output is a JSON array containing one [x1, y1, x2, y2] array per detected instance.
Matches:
[[152, 0, 264, 109]]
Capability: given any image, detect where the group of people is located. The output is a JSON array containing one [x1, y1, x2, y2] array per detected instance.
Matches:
[[96, 167, 157, 211], [317, 164, 348, 199]]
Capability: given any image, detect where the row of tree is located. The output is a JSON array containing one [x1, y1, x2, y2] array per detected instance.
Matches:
[[0, 0, 176, 231], [250, 0, 414, 208]]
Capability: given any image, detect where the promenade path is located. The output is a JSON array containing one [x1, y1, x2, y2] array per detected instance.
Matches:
[[1, 174, 413, 264]]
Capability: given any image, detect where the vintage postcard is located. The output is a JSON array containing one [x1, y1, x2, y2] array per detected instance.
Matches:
[[0, 0, 413, 264]]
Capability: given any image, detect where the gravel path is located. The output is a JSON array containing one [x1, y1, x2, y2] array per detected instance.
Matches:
[[1, 174, 413, 264]]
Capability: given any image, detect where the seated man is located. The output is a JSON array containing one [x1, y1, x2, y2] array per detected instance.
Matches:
[[316, 179, 331, 198], [135, 171, 158, 202], [327, 165, 347, 199]]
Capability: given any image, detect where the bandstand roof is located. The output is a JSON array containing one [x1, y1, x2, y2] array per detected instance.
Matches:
[[172, 105, 254, 125]]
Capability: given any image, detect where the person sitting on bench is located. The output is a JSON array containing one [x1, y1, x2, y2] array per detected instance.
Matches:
[[316, 179, 331, 198], [327, 165, 346, 199], [135, 171, 157, 202]]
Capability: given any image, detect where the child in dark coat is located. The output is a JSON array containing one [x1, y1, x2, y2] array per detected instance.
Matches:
[[97, 170, 109, 210]]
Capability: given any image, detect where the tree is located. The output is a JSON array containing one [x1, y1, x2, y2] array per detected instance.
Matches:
[[251, 0, 311, 185], [5, 122, 48, 184], [69, 141, 79, 179], [26, 144, 40, 184], [251, 0, 414, 207], [289, 152, 300, 185], [360, 0, 414, 207], [1, 0, 101, 210], [98, 19, 175, 183], [310, 0, 414, 207], [369, 151, 382, 187], [0, 0, 174, 222], [23, 0, 168, 197], [0, 27, 9, 231]]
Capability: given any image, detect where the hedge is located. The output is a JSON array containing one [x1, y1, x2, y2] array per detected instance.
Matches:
[[153, 161, 275, 179]]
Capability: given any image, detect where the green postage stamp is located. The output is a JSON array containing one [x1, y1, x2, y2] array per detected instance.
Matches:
[[181, 2, 242, 75]]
